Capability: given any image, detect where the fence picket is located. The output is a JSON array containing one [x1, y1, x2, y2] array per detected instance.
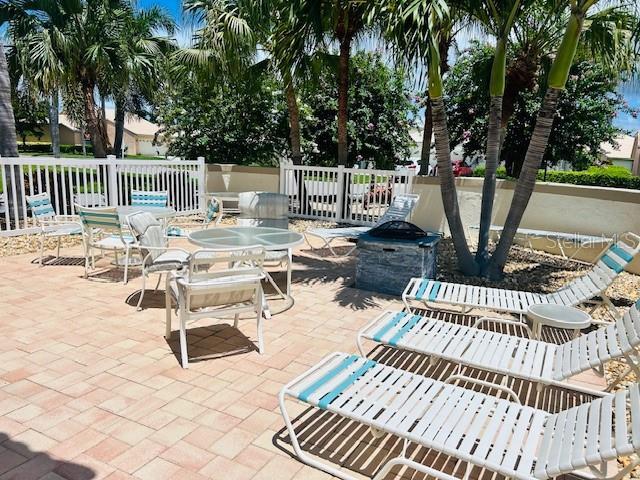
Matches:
[[0, 156, 205, 236]]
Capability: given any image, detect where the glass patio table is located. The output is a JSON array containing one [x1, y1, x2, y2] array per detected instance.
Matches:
[[188, 227, 304, 314]]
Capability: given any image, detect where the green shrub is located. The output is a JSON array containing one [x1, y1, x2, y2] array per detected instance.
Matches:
[[17, 143, 94, 155], [472, 165, 640, 189]]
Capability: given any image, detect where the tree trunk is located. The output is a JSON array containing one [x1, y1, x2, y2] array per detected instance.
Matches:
[[431, 96, 478, 275], [285, 82, 302, 165], [337, 35, 351, 166], [484, 88, 561, 278], [419, 98, 433, 175], [1, 42, 23, 227], [81, 78, 109, 158], [80, 124, 87, 156], [50, 90, 61, 158], [0, 42, 18, 158], [476, 95, 504, 266], [114, 99, 125, 158]]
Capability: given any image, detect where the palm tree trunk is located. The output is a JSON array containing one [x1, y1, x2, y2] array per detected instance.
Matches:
[[114, 99, 125, 158], [0, 42, 18, 158], [484, 88, 561, 278], [431, 96, 478, 275], [1, 42, 22, 227], [476, 95, 503, 265], [50, 90, 61, 158], [337, 35, 351, 166], [419, 98, 432, 175], [285, 80, 311, 214], [81, 78, 109, 158], [285, 83, 302, 165]]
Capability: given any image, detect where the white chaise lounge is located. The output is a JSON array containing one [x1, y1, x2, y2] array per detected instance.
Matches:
[[403, 232, 640, 321], [280, 352, 640, 480], [304, 193, 420, 257], [357, 299, 640, 391]]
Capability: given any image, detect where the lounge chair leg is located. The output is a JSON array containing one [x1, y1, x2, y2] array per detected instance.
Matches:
[[123, 249, 129, 284], [56, 236, 61, 259], [154, 274, 162, 291], [179, 307, 189, 368], [234, 313, 240, 329], [286, 248, 292, 296], [256, 287, 264, 354], [39, 234, 45, 267], [164, 275, 172, 339], [137, 273, 146, 311]]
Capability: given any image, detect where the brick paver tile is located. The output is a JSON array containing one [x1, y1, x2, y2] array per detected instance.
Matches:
[[111, 440, 166, 474], [251, 454, 303, 480], [199, 456, 256, 480], [133, 458, 181, 480], [209, 428, 256, 459], [159, 440, 211, 471], [85, 438, 130, 463], [0, 449, 27, 475]]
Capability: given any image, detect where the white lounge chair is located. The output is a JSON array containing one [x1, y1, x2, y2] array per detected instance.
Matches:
[[130, 189, 169, 208], [165, 248, 266, 368], [26, 192, 82, 266], [304, 193, 420, 257], [167, 195, 223, 238], [127, 211, 190, 311], [403, 233, 640, 321], [357, 299, 640, 392], [280, 352, 640, 480]]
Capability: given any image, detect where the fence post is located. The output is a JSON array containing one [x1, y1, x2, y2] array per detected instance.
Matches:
[[279, 161, 286, 195], [335, 165, 345, 222], [106, 155, 118, 206], [197, 157, 205, 211]]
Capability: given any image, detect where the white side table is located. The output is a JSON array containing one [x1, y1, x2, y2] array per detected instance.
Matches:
[[527, 304, 592, 340]]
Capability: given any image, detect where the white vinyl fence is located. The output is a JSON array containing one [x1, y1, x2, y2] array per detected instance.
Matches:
[[0, 155, 205, 236], [280, 164, 415, 225]]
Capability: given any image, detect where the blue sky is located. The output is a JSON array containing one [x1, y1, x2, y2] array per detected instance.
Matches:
[[139, 0, 181, 19]]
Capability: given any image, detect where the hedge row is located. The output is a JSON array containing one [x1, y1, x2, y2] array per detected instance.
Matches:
[[472, 165, 640, 190], [17, 143, 94, 155]]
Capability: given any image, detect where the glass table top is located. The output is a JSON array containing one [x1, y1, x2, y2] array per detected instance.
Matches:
[[188, 227, 304, 251]]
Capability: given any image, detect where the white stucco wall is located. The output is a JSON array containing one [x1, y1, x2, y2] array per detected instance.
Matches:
[[205, 166, 640, 273]]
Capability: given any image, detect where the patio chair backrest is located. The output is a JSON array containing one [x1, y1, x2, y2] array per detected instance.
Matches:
[[131, 190, 168, 208], [204, 196, 222, 227], [76, 205, 122, 236], [73, 193, 107, 207], [238, 192, 289, 229], [375, 194, 420, 226], [127, 211, 165, 263], [181, 248, 266, 310], [535, 382, 640, 478], [26, 192, 56, 221], [554, 233, 640, 302]]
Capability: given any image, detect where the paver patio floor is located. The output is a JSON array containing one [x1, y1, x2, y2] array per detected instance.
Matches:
[[0, 239, 607, 480]]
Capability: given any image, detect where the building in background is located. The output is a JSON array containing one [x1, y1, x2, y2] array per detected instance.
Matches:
[[600, 132, 640, 175], [23, 110, 168, 157]]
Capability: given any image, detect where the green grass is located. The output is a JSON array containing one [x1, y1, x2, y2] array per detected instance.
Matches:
[[25, 153, 164, 160], [303, 173, 389, 184]]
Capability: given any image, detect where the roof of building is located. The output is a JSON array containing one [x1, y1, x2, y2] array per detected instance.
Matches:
[[58, 111, 160, 138], [601, 134, 638, 160]]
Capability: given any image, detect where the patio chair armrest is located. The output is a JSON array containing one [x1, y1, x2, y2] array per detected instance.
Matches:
[[471, 316, 533, 337], [444, 374, 521, 404]]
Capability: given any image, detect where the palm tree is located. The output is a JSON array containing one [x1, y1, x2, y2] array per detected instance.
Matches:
[[485, 0, 600, 278], [281, 0, 375, 166], [468, 0, 526, 267], [110, 6, 175, 157], [0, 41, 18, 158]]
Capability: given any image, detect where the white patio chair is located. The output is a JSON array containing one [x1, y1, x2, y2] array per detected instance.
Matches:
[[304, 193, 420, 257], [131, 189, 169, 208], [280, 352, 640, 480], [127, 211, 190, 311], [403, 232, 640, 322], [166, 195, 223, 238], [357, 298, 640, 392], [165, 247, 266, 368], [76, 205, 136, 283], [25, 192, 82, 266], [238, 192, 292, 296], [73, 192, 108, 207]]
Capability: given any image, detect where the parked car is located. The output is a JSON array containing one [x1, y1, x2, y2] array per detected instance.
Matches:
[[452, 160, 473, 177], [395, 160, 418, 172]]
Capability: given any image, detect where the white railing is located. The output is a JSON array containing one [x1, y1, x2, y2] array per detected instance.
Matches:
[[280, 164, 415, 225], [0, 155, 205, 236]]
